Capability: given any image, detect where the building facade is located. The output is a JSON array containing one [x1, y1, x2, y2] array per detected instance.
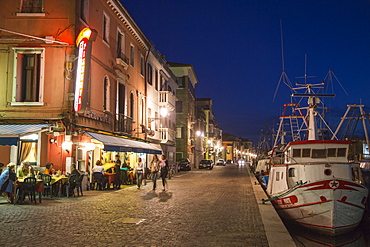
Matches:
[[146, 48, 177, 165], [0, 0, 177, 185], [167, 62, 198, 166]]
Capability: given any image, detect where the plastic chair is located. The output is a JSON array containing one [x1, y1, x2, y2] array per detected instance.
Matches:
[[92, 172, 103, 190], [75, 174, 84, 196], [41, 174, 53, 198], [66, 175, 77, 198], [15, 177, 37, 204]]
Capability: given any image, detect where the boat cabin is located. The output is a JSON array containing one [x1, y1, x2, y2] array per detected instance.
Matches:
[[285, 140, 351, 164], [267, 140, 364, 195]]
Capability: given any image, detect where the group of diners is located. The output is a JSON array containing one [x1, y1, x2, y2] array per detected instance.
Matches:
[[0, 161, 83, 203], [91, 154, 170, 191]]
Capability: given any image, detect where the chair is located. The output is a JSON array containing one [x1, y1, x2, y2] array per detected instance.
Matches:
[[75, 174, 84, 196], [41, 174, 53, 198], [16, 177, 37, 204], [65, 175, 77, 198], [92, 172, 103, 190]]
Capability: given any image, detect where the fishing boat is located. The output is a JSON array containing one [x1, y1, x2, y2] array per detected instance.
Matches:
[[264, 82, 368, 236]]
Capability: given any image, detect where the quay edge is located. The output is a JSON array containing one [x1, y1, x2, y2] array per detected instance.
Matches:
[[249, 171, 296, 247]]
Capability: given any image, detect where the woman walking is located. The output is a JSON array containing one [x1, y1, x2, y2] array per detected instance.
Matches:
[[135, 157, 145, 189], [159, 155, 169, 191], [150, 154, 160, 190]]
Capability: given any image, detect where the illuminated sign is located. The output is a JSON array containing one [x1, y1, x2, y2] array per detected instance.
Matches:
[[74, 28, 97, 113]]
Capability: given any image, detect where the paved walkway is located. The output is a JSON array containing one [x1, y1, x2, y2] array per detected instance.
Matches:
[[0, 164, 295, 246]]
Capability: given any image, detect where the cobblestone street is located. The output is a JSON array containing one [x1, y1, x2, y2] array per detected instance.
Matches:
[[0, 165, 269, 247]]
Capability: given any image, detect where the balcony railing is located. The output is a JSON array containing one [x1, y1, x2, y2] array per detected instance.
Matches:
[[159, 91, 175, 111], [116, 51, 129, 69], [159, 128, 175, 143], [115, 114, 133, 135]]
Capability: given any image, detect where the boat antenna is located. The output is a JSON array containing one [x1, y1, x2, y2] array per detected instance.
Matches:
[[273, 20, 295, 102], [280, 20, 285, 72]]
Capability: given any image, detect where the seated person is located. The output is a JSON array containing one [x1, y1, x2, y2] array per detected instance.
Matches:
[[44, 163, 56, 175], [0, 163, 17, 203], [67, 164, 81, 194], [92, 160, 107, 190], [16, 162, 34, 178]]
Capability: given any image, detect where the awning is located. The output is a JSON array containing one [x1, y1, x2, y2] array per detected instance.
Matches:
[[86, 131, 162, 154], [0, 124, 50, 146]]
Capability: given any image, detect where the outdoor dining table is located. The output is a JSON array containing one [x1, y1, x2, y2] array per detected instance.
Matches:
[[104, 173, 115, 188], [15, 177, 44, 203], [51, 175, 69, 197]]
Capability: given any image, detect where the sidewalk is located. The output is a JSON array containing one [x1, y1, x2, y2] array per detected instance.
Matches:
[[248, 169, 296, 247]]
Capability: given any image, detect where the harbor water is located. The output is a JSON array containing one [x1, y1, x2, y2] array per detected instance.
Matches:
[[285, 214, 370, 246]]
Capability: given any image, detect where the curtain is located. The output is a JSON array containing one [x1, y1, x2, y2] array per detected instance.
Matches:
[[34, 142, 38, 160], [20, 142, 32, 163]]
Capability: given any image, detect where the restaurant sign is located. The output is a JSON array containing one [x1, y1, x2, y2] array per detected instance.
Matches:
[[74, 28, 97, 113]]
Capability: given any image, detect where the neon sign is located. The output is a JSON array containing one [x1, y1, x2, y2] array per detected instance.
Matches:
[[74, 28, 97, 113]]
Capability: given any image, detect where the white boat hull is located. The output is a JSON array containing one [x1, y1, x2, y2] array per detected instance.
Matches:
[[271, 179, 368, 236]]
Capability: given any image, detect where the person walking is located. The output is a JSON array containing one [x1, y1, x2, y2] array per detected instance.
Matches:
[[150, 154, 160, 190], [113, 155, 121, 189], [120, 161, 129, 185], [135, 157, 145, 189], [159, 154, 169, 191]]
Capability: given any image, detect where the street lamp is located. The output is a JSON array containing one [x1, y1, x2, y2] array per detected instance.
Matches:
[[160, 107, 168, 117]]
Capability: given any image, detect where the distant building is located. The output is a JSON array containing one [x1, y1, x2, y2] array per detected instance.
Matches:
[[196, 98, 222, 165], [146, 49, 177, 165], [167, 62, 198, 166]]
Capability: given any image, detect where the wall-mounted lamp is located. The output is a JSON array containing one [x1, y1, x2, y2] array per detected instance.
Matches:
[[81, 142, 95, 151], [196, 131, 204, 137], [62, 135, 73, 153], [160, 107, 168, 117]]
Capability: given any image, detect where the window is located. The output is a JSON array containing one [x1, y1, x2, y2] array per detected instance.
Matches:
[[116, 82, 125, 115], [302, 149, 311, 157], [130, 45, 134, 67], [154, 70, 158, 90], [154, 112, 158, 131], [148, 108, 152, 129], [176, 101, 182, 113], [160, 76, 164, 91], [140, 98, 145, 125], [338, 148, 346, 157], [147, 64, 153, 85], [103, 76, 110, 111], [288, 168, 295, 177], [103, 12, 110, 43], [292, 149, 301, 157], [328, 148, 336, 157], [140, 55, 144, 76], [116, 29, 125, 58], [129, 92, 134, 118], [276, 172, 280, 181], [80, 0, 89, 23], [19, 0, 44, 13], [176, 76, 185, 88], [312, 149, 326, 158], [176, 127, 182, 138], [12, 48, 45, 105]]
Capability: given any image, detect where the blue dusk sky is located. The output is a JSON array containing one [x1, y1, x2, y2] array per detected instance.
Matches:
[[120, 0, 370, 145]]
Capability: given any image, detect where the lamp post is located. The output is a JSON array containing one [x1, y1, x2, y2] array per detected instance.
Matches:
[[204, 109, 210, 159]]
